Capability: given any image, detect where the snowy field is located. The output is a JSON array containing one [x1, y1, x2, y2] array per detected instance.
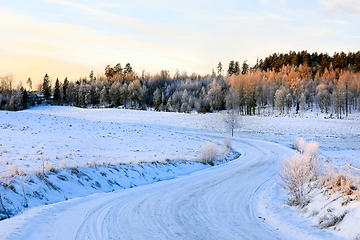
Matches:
[[0, 106, 359, 239], [2, 106, 358, 171]]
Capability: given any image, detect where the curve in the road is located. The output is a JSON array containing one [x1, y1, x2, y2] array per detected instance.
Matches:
[[75, 138, 289, 240], [1, 138, 343, 240]]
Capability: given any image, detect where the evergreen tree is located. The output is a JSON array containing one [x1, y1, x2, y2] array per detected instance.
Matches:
[[21, 87, 28, 109], [89, 70, 95, 81], [113, 63, 123, 74], [320, 55, 328, 75], [234, 61, 240, 75], [53, 78, 61, 102], [227, 60, 235, 76], [63, 77, 69, 102], [105, 65, 114, 78], [124, 63, 133, 74], [217, 62, 223, 78], [42, 74, 51, 100], [241, 60, 249, 75]]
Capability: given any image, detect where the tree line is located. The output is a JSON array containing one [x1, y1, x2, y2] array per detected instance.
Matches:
[[1, 51, 360, 118]]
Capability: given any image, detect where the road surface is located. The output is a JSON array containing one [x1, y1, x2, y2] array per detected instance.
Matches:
[[0, 138, 341, 239]]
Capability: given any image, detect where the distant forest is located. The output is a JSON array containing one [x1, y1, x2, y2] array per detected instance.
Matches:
[[1, 50, 360, 118]]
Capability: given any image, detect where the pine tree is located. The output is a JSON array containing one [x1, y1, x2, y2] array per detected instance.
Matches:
[[114, 63, 123, 74], [241, 60, 249, 75], [227, 60, 235, 76], [42, 74, 51, 100], [53, 78, 61, 102], [320, 55, 328, 75], [234, 61, 240, 75], [63, 77, 69, 102], [89, 70, 95, 81], [217, 62, 223, 78], [124, 63, 133, 74], [105, 65, 114, 78], [21, 87, 28, 109]]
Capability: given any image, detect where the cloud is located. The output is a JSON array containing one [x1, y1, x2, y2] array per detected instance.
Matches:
[[320, 0, 360, 16]]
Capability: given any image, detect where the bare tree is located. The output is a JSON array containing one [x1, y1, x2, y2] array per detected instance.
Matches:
[[224, 110, 240, 137]]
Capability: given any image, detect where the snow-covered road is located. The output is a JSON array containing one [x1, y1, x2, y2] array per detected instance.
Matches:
[[0, 137, 342, 240]]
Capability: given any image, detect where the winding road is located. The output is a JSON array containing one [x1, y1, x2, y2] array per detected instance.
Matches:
[[0, 138, 342, 240]]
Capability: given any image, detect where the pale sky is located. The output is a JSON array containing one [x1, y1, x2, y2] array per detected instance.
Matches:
[[0, 0, 359, 86]]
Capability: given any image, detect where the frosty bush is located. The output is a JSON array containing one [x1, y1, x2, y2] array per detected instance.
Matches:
[[199, 142, 219, 165], [294, 138, 319, 157], [294, 138, 307, 153], [278, 139, 322, 207], [278, 154, 311, 207], [303, 140, 319, 160]]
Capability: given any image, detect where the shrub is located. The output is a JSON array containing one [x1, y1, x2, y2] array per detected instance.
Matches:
[[199, 142, 219, 165], [278, 154, 312, 207], [278, 138, 323, 207], [294, 138, 321, 180], [304, 140, 319, 160], [320, 167, 360, 199], [294, 138, 307, 153]]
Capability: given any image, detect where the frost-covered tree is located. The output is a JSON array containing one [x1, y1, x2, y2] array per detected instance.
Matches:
[[7, 87, 23, 111], [109, 82, 121, 106], [332, 85, 344, 118], [153, 88, 161, 111], [275, 88, 285, 114], [128, 80, 140, 107], [316, 84, 331, 113], [99, 86, 108, 106], [138, 84, 148, 108], [120, 83, 128, 107], [225, 88, 239, 111], [78, 82, 90, 107], [224, 110, 240, 137], [207, 80, 224, 111]]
